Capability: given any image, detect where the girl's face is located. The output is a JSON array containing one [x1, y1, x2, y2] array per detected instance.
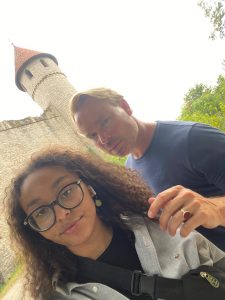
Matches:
[[20, 166, 105, 256]]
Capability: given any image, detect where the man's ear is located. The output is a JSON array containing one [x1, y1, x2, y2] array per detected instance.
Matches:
[[120, 99, 133, 116]]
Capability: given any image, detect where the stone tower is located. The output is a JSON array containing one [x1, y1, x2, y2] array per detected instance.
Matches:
[[0, 46, 98, 285], [14, 45, 76, 128]]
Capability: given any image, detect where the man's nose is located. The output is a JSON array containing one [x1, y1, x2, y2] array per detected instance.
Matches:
[[54, 204, 70, 221]]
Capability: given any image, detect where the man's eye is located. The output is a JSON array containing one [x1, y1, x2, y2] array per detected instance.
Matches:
[[90, 133, 97, 140], [102, 118, 109, 128]]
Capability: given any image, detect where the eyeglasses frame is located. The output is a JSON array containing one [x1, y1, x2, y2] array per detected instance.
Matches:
[[23, 179, 84, 232]]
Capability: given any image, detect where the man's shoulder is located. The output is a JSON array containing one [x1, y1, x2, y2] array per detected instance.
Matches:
[[157, 120, 221, 131], [157, 120, 196, 128], [153, 120, 197, 140], [156, 120, 218, 138]]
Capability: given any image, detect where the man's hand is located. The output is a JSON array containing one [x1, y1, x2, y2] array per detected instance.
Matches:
[[148, 185, 225, 237]]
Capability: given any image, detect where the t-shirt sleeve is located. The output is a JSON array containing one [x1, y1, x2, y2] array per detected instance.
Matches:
[[189, 123, 225, 194]]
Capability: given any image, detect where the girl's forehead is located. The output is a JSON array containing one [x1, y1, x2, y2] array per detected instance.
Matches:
[[20, 166, 79, 211], [27, 165, 67, 179], [22, 166, 78, 190]]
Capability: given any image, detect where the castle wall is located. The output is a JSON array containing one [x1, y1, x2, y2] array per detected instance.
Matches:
[[0, 107, 87, 283]]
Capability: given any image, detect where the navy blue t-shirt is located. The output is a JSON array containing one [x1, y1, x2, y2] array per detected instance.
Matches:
[[126, 121, 225, 250]]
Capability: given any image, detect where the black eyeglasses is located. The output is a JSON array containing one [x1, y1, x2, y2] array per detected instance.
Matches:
[[24, 179, 84, 232]]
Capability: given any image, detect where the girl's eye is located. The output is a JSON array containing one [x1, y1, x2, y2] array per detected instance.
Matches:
[[61, 188, 72, 199], [34, 207, 49, 218]]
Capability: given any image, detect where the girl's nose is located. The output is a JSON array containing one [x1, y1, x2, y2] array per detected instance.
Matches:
[[54, 204, 71, 222]]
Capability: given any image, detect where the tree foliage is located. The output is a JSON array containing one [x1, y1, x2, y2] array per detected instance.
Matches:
[[179, 75, 225, 131], [104, 154, 127, 166], [86, 145, 127, 166], [198, 0, 225, 39]]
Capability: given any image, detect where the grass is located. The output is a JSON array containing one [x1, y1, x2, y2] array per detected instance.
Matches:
[[0, 263, 24, 299]]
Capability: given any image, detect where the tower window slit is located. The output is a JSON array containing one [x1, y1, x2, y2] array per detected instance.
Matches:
[[25, 69, 33, 78], [40, 59, 48, 67]]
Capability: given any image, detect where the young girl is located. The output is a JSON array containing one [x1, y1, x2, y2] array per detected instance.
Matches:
[[6, 147, 225, 300]]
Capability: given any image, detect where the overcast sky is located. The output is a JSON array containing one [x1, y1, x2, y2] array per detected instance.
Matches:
[[0, 0, 225, 122]]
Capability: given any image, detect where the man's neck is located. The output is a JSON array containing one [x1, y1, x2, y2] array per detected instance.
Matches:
[[131, 120, 156, 159]]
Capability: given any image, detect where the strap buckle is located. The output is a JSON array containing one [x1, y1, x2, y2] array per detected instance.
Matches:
[[131, 270, 158, 298], [131, 270, 143, 296]]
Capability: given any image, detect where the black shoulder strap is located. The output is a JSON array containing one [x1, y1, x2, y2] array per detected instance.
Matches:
[[77, 257, 184, 300]]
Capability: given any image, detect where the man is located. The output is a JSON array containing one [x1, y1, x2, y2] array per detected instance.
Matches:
[[70, 87, 225, 250]]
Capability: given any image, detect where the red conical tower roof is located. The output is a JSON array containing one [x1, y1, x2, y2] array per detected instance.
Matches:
[[14, 45, 58, 91], [14, 46, 41, 74]]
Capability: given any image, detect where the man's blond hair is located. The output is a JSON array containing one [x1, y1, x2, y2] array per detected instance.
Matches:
[[70, 87, 124, 117]]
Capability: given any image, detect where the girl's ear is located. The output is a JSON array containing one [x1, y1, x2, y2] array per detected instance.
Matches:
[[88, 185, 96, 197], [120, 99, 133, 116]]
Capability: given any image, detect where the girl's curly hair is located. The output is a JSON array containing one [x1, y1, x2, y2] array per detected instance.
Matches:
[[5, 146, 153, 299]]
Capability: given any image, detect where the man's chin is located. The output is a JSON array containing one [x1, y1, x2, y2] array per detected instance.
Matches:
[[118, 153, 128, 157], [102, 144, 129, 157], [113, 146, 129, 157]]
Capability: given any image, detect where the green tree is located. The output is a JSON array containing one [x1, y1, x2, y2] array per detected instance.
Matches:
[[198, 0, 225, 39], [179, 75, 225, 131]]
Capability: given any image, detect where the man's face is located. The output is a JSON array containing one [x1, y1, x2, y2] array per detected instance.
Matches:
[[74, 98, 139, 157]]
